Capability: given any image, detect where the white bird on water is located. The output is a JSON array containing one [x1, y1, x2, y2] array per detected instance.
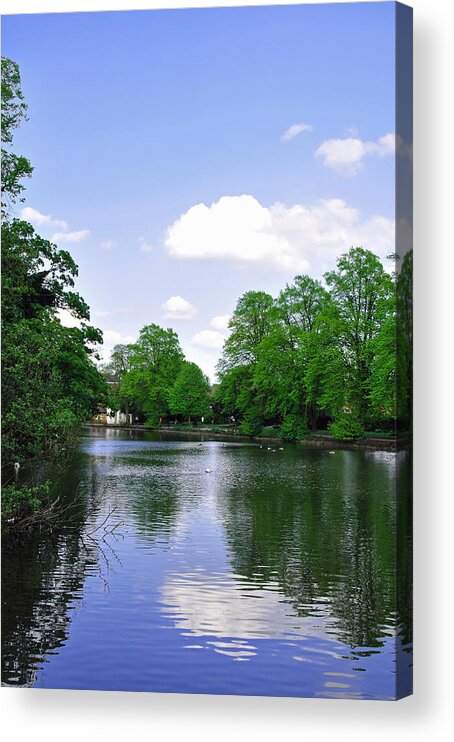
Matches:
[[205, 468, 213, 473]]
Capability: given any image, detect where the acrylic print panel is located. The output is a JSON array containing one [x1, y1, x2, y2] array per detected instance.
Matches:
[[1, 2, 412, 699]]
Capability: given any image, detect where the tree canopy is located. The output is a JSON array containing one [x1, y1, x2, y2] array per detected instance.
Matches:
[[169, 362, 211, 422], [215, 246, 411, 440]]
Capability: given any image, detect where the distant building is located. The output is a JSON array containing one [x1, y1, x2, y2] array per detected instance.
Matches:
[[92, 407, 132, 425]]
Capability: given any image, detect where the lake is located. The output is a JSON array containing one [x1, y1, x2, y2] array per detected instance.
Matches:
[[1, 427, 412, 699]]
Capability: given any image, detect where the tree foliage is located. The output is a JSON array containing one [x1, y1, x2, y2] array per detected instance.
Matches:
[[120, 324, 184, 424], [169, 362, 211, 421], [1, 57, 33, 212], [216, 247, 410, 440], [1, 56, 106, 472]]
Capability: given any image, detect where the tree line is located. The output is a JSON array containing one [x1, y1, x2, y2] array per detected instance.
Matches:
[[104, 244, 412, 442], [214, 246, 412, 440]]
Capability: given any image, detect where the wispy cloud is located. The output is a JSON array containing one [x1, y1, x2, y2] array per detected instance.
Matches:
[[281, 122, 313, 142], [52, 229, 90, 243], [139, 236, 153, 253], [21, 205, 90, 243], [315, 132, 395, 175], [20, 206, 67, 231], [100, 240, 116, 250], [162, 295, 198, 320]]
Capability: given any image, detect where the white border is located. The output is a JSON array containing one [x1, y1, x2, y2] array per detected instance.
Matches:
[[1, 1, 452, 741]]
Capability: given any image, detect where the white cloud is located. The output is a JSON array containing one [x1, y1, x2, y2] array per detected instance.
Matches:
[[20, 206, 90, 244], [100, 240, 115, 250], [165, 194, 394, 274], [52, 229, 90, 243], [192, 330, 225, 350], [315, 132, 395, 175], [102, 330, 135, 346], [210, 314, 231, 331], [139, 236, 153, 253], [20, 206, 67, 231], [56, 308, 82, 329], [280, 122, 313, 141], [162, 295, 198, 320]]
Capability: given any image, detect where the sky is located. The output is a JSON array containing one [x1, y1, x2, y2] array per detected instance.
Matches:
[[2, 2, 399, 381]]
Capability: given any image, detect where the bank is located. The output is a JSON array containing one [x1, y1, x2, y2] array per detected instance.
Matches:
[[83, 423, 410, 452]]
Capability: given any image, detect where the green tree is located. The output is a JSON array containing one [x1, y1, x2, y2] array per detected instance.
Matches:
[[1, 57, 33, 211], [1, 56, 106, 476], [219, 290, 275, 370], [216, 291, 275, 433], [121, 324, 184, 424], [169, 362, 211, 423], [324, 247, 393, 424], [101, 344, 133, 416]]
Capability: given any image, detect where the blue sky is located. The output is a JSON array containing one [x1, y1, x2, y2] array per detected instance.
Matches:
[[2, 3, 398, 379]]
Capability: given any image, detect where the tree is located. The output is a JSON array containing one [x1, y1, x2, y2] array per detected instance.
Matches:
[[1, 56, 107, 472], [169, 362, 211, 423], [1, 57, 33, 211], [120, 324, 184, 424], [101, 344, 133, 417], [219, 290, 275, 370], [324, 247, 393, 424], [216, 291, 275, 434]]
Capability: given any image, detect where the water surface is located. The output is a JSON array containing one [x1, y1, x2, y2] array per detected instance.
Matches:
[[2, 428, 412, 698]]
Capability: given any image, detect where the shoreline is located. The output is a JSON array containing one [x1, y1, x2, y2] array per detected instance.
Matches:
[[83, 423, 411, 452]]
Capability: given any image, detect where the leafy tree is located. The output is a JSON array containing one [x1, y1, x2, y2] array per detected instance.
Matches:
[[324, 247, 393, 424], [121, 324, 184, 424], [169, 362, 211, 422], [216, 291, 275, 433], [219, 290, 275, 370], [1, 56, 106, 477], [1, 57, 33, 211], [101, 343, 133, 416]]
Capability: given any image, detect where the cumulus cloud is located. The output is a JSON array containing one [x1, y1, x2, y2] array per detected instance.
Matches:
[[315, 132, 395, 175], [165, 194, 394, 274], [192, 330, 225, 350], [162, 295, 198, 320], [20, 206, 68, 231], [280, 122, 313, 141], [210, 314, 231, 331], [52, 229, 90, 243]]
